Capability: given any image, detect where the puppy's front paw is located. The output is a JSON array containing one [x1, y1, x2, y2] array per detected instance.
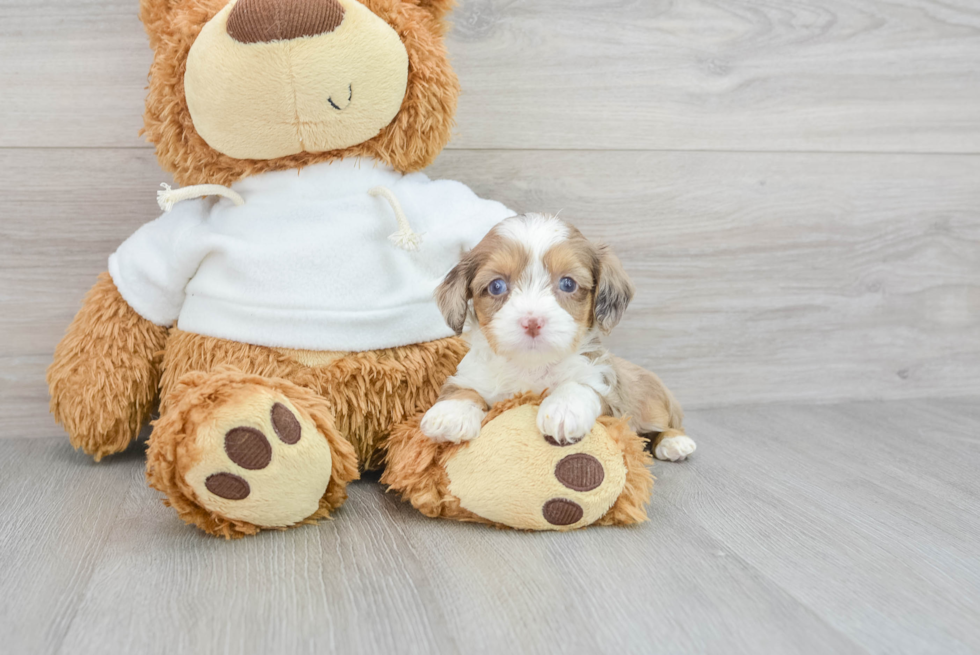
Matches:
[[421, 400, 486, 443], [655, 435, 697, 461], [536, 394, 600, 445]]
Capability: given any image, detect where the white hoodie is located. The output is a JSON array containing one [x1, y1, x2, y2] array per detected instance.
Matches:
[[108, 158, 513, 351]]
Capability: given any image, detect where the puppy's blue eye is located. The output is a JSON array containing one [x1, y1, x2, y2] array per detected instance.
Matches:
[[488, 279, 508, 296], [559, 277, 578, 293]]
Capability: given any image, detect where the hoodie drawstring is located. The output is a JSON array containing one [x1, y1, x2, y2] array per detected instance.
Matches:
[[155, 182, 422, 253], [157, 183, 245, 212], [369, 186, 423, 252]]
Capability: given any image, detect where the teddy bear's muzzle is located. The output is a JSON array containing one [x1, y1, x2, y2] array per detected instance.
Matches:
[[227, 0, 346, 44]]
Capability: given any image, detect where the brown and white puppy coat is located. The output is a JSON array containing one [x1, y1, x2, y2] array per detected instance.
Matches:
[[421, 213, 696, 462]]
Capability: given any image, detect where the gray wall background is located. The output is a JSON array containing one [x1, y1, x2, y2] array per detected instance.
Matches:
[[2, 0, 978, 438]]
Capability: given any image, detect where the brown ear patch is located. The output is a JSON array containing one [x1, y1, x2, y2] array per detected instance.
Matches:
[[435, 261, 471, 335], [593, 245, 635, 333], [542, 236, 596, 326]]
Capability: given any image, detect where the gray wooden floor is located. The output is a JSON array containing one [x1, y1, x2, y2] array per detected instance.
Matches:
[[1, 397, 978, 655]]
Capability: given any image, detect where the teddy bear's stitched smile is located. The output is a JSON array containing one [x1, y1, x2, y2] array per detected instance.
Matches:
[[327, 84, 353, 111]]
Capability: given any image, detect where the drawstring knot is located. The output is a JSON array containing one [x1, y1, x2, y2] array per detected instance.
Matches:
[[369, 186, 423, 252]]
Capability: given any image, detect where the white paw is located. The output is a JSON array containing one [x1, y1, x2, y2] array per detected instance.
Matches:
[[655, 435, 697, 461], [537, 393, 600, 445], [420, 400, 486, 443]]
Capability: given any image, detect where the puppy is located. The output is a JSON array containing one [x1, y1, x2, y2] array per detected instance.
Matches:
[[420, 213, 696, 462]]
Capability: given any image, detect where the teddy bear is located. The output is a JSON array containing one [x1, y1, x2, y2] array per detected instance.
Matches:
[[47, 0, 655, 538]]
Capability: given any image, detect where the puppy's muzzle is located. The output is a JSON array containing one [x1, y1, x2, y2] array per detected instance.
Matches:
[[520, 316, 544, 338]]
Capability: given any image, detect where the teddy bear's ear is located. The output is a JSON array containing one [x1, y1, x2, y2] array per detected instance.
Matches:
[[412, 0, 456, 20]]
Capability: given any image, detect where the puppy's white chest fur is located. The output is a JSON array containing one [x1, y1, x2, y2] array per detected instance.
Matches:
[[449, 328, 612, 405]]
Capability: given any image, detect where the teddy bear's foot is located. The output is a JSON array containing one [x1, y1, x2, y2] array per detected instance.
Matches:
[[385, 394, 654, 531], [147, 367, 358, 538]]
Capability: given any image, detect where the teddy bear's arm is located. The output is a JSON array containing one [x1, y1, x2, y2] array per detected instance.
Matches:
[[47, 272, 169, 461], [107, 198, 211, 326]]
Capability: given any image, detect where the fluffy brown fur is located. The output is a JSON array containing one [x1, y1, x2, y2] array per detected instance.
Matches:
[[592, 411, 657, 527], [159, 329, 467, 467], [417, 0, 456, 20], [47, 272, 169, 461], [146, 367, 360, 538], [382, 392, 655, 528], [139, 0, 460, 186], [607, 355, 685, 437]]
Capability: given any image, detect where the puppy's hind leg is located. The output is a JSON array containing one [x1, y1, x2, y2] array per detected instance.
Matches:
[[609, 356, 696, 462], [650, 429, 697, 462]]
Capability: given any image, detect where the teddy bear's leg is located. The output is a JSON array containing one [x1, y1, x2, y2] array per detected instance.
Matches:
[[385, 395, 655, 531], [146, 367, 359, 538], [47, 272, 169, 460]]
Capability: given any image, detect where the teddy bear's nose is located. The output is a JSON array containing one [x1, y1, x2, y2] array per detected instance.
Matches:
[[227, 0, 345, 44]]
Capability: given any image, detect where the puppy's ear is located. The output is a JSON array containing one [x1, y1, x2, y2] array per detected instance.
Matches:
[[593, 245, 635, 333], [435, 257, 473, 335]]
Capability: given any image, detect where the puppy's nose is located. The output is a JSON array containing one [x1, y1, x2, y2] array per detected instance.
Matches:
[[227, 0, 346, 44], [520, 317, 544, 338]]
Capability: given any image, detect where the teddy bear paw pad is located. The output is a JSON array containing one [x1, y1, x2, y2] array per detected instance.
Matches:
[[184, 394, 333, 527], [443, 404, 629, 530]]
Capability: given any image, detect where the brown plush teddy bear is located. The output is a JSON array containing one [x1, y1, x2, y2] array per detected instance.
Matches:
[[47, 0, 656, 538]]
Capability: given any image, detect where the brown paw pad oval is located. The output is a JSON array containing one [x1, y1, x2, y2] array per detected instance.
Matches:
[[224, 427, 272, 470], [543, 434, 573, 447], [205, 472, 250, 500], [554, 453, 605, 492], [542, 498, 584, 526], [271, 402, 301, 445]]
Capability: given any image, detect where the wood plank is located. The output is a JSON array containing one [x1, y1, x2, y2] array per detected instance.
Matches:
[[2, 398, 979, 653], [370, 478, 863, 655], [2, 147, 978, 437], [0, 438, 143, 654], [449, 0, 980, 152], [0, 0, 151, 149], [0, 148, 171, 438], [426, 149, 980, 408], [56, 473, 462, 655], [2, 0, 980, 152], [669, 398, 980, 653], [57, 471, 863, 655]]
